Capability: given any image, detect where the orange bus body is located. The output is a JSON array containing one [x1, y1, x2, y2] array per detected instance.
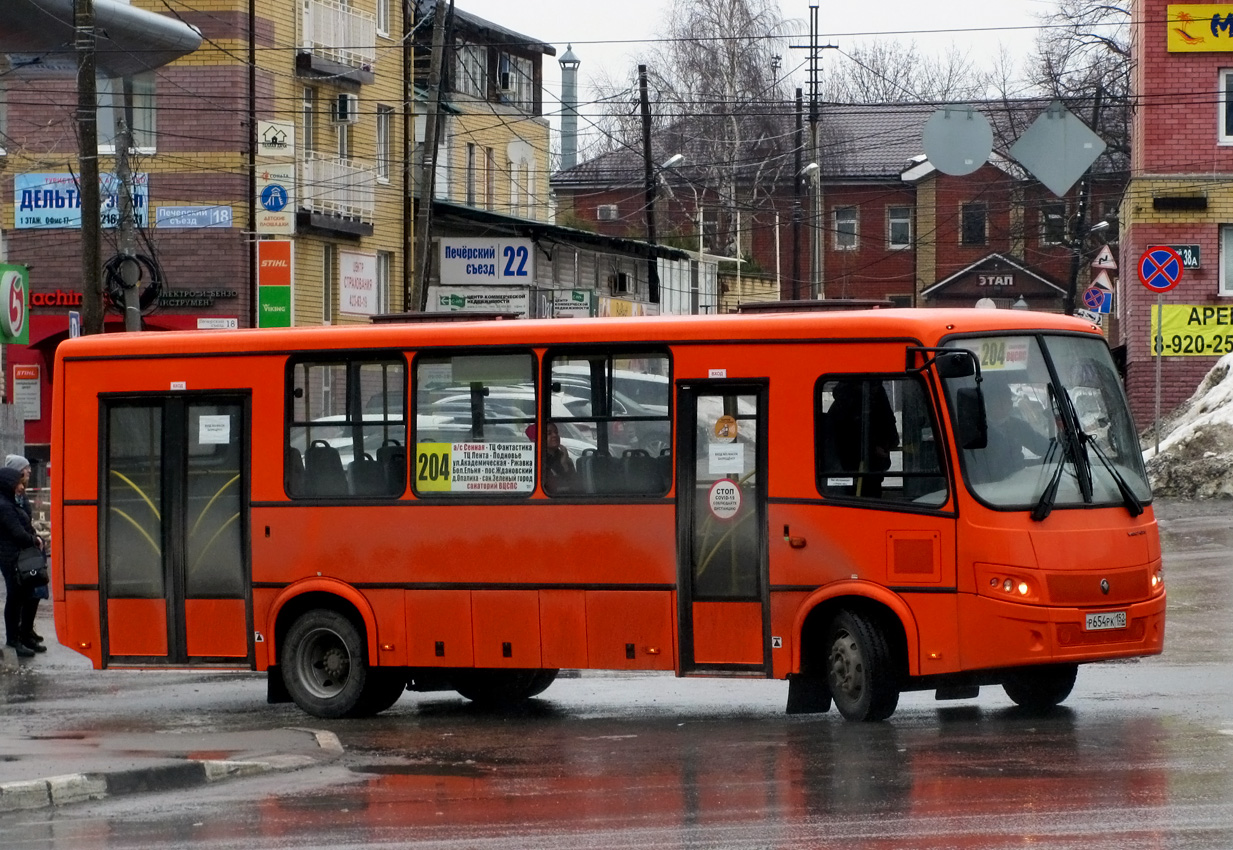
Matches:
[[49, 309, 1165, 721]]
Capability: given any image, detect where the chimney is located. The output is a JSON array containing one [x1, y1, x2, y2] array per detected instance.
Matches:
[[558, 44, 581, 171]]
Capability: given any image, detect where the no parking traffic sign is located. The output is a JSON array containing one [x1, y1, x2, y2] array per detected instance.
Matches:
[[1138, 246, 1183, 293]]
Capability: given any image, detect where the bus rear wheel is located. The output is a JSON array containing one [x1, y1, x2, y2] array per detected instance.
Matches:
[[282, 609, 372, 719], [825, 610, 900, 722], [453, 669, 559, 706], [1002, 664, 1077, 711]]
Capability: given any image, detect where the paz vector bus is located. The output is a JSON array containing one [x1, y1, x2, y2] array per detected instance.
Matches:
[[48, 308, 1164, 721]]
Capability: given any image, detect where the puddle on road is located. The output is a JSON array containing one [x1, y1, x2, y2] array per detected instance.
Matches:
[[349, 762, 488, 778]]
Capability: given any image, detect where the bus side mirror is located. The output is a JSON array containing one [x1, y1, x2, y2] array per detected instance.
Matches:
[[935, 351, 976, 379], [955, 387, 988, 449]]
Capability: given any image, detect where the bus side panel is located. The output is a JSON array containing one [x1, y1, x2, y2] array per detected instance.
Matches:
[[185, 599, 248, 657], [472, 591, 541, 667], [902, 593, 961, 676], [364, 588, 408, 666], [585, 591, 675, 670], [62, 505, 100, 587], [107, 598, 168, 657], [770, 591, 807, 678], [691, 601, 762, 664], [60, 361, 103, 503], [406, 590, 474, 667], [540, 589, 588, 668], [63, 591, 102, 668]]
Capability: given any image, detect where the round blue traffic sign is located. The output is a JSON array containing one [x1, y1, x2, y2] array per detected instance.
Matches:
[[260, 184, 288, 212], [1138, 246, 1183, 293]]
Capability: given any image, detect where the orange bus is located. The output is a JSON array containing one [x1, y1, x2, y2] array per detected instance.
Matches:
[[48, 308, 1165, 721]]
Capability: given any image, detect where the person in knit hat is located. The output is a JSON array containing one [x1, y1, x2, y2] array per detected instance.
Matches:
[[3, 455, 44, 651], [0, 463, 43, 656]]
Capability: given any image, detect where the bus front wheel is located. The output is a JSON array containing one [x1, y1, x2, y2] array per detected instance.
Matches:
[[282, 609, 372, 719], [1002, 664, 1077, 711], [825, 610, 900, 722], [453, 669, 559, 705]]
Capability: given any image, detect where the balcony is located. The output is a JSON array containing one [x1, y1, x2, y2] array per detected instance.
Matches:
[[298, 151, 376, 237], [298, 0, 376, 86]]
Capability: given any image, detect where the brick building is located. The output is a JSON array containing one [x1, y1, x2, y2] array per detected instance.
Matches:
[[1117, 0, 1233, 427], [552, 102, 1124, 315]]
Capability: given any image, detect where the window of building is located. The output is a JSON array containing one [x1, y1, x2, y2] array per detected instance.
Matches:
[[834, 206, 858, 250], [961, 202, 987, 245], [1220, 225, 1233, 295], [413, 352, 537, 496], [0, 81, 7, 156], [1041, 201, 1068, 245], [377, 251, 392, 313], [287, 355, 406, 498], [376, 0, 391, 37], [1221, 69, 1233, 143], [456, 42, 488, 98], [817, 376, 947, 505], [525, 160, 536, 216], [302, 87, 317, 153], [887, 206, 912, 249], [545, 352, 672, 496], [323, 244, 336, 323], [97, 72, 156, 153], [466, 142, 477, 206], [485, 147, 496, 210], [498, 52, 535, 112], [376, 105, 393, 182], [336, 122, 351, 160], [509, 160, 520, 217]]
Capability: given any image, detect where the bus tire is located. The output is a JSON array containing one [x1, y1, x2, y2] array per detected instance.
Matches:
[[353, 670, 408, 717], [825, 610, 900, 722], [454, 668, 559, 705], [1002, 663, 1077, 711], [282, 609, 370, 719]]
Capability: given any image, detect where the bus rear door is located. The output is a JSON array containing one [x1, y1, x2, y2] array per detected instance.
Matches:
[[677, 382, 770, 674], [100, 395, 251, 666]]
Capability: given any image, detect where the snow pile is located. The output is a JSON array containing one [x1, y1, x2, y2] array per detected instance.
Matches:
[[1143, 353, 1233, 498]]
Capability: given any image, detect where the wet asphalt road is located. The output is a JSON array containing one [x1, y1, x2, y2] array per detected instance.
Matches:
[[1, 498, 1232, 849]]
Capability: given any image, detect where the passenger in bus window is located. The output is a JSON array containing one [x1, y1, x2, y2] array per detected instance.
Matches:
[[829, 380, 898, 498], [541, 422, 576, 493]]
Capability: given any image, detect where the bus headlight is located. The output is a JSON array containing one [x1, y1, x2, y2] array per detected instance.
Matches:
[[1151, 570, 1164, 590]]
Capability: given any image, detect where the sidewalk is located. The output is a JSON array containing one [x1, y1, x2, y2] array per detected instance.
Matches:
[[0, 607, 345, 813], [0, 725, 343, 812]]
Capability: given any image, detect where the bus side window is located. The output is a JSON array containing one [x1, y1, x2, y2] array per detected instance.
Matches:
[[545, 351, 671, 497], [816, 375, 947, 506], [287, 355, 407, 499]]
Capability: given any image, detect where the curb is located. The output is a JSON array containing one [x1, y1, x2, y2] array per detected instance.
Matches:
[[0, 730, 342, 813]]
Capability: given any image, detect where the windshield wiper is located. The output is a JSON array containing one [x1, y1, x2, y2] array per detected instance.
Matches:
[[1083, 433, 1144, 517], [1031, 383, 1092, 521]]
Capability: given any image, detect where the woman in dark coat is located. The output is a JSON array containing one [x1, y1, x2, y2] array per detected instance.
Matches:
[[0, 465, 43, 657]]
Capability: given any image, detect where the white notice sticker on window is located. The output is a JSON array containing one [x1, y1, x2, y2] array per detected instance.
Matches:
[[708, 443, 744, 475], [198, 415, 231, 445]]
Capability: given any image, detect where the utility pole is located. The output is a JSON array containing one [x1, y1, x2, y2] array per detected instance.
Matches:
[[793, 88, 803, 300], [639, 64, 659, 303], [402, 0, 415, 313], [410, 0, 451, 313], [75, 0, 103, 335], [115, 80, 143, 331]]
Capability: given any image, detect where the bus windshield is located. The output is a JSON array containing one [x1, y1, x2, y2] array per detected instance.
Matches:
[[944, 334, 1151, 513]]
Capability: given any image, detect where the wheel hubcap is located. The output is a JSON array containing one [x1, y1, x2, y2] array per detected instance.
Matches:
[[300, 628, 351, 699], [828, 629, 864, 700]]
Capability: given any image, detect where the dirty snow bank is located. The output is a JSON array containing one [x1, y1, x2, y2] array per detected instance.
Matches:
[[1143, 353, 1233, 498]]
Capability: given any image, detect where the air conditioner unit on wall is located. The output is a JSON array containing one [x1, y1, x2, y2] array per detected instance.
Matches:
[[596, 204, 618, 221], [333, 93, 359, 124]]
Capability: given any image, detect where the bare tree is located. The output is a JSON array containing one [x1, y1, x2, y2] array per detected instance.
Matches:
[[823, 42, 983, 104]]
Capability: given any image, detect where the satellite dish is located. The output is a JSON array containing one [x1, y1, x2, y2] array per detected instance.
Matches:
[[975, 297, 997, 310], [923, 107, 993, 176]]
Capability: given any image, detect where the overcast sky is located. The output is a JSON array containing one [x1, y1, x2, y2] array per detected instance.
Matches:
[[455, 0, 1064, 126]]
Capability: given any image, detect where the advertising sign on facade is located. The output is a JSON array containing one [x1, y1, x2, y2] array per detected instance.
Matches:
[[257, 120, 296, 158], [156, 206, 233, 228], [438, 237, 536, 285], [428, 286, 530, 317], [12, 365, 40, 420], [338, 250, 379, 316], [0, 265, 30, 345], [256, 164, 295, 235], [551, 290, 596, 318], [257, 240, 293, 328], [1150, 304, 1233, 355], [1167, 5, 1233, 50], [14, 173, 148, 229]]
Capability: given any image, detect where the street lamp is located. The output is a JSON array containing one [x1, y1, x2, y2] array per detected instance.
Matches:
[[800, 162, 821, 299], [660, 154, 702, 255]]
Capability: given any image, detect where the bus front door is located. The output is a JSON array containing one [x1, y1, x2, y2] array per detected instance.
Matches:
[[677, 383, 770, 674], [100, 396, 251, 666]]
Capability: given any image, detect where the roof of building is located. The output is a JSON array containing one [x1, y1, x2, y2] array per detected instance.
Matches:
[[420, 1, 556, 56]]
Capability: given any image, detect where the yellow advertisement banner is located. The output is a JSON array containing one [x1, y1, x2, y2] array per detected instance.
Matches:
[[1167, 5, 1233, 51], [1149, 304, 1233, 355]]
